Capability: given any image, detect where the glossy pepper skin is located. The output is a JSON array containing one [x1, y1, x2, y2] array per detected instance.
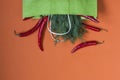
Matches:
[[83, 15, 99, 23], [71, 40, 103, 53], [82, 23, 101, 32], [38, 16, 48, 51], [80, 15, 99, 23], [15, 18, 43, 37], [82, 23, 108, 32]]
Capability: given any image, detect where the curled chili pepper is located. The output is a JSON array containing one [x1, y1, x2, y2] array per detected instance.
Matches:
[[71, 40, 104, 53], [14, 17, 43, 37], [38, 16, 48, 51], [82, 23, 108, 32], [80, 15, 99, 23]]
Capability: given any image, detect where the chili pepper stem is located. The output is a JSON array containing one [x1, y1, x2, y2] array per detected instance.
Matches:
[[101, 28, 108, 32], [23, 16, 34, 21], [97, 41, 104, 44], [14, 30, 20, 36]]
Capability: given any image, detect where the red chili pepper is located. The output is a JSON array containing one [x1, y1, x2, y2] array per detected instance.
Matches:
[[71, 40, 104, 53], [38, 16, 48, 51], [14, 17, 43, 37], [82, 23, 108, 32], [81, 15, 99, 23], [23, 16, 34, 21]]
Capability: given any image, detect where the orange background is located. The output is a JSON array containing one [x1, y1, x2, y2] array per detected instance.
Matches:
[[1, 0, 120, 80]]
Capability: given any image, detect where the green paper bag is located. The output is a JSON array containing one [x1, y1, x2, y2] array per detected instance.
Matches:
[[23, 0, 97, 18]]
